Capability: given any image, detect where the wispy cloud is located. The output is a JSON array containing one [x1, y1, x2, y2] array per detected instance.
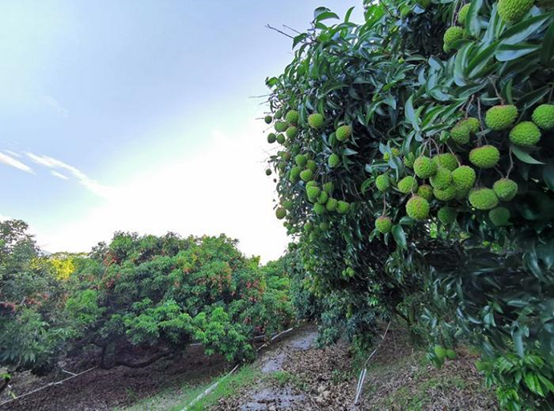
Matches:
[[43, 95, 69, 118], [0, 152, 34, 173], [51, 170, 69, 180], [4, 150, 22, 158], [26, 153, 111, 197]]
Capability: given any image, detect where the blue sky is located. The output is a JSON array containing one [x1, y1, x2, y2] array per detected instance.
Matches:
[[0, 1, 362, 261]]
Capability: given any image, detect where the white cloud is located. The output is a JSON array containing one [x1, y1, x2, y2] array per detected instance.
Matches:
[[43, 95, 69, 117], [51, 170, 69, 180], [4, 150, 22, 158], [0, 152, 34, 173], [37, 120, 288, 262], [26, 152, 112, 197]]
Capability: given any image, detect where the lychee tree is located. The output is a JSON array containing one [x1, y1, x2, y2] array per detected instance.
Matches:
[[263, 1, 554, 408]]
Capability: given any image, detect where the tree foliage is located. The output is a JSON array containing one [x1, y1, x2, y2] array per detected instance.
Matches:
[[264, 0, 554, 408]]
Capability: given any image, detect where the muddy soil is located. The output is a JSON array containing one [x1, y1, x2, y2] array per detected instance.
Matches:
[[0, 345, 231, 411]]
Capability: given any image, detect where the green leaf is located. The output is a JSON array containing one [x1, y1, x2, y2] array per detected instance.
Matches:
[[511, 145, 544, 165], [292, 33, 308, 49], [405, 96, 419, 131], [540, 16, 554, 65], [344, 6, 355, 23], [466, 42, 499, 78], [500, 13, 551, 46], [465, 0, 483, 37], [392, 225, 407, 249], [495, 43, 540, 62]]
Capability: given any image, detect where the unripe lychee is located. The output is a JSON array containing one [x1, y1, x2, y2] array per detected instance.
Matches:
[[290, 166, 301, 182], [286, 126, 298, 139], [398, 176, 419, 194], [285, 110, 299, 124], [469, 145, 500, 169], [265, 169, 272, 176], [336, 125, 352, 142], [300, 169, 314, 182], [275, 121, 289, 132], [283, 200, 293, 210], [326, 198, 338, 211], [430, 167, 452, 190], [314, 203, 327, 215], [461, 117, 480, 133], [493, 178, 518, 201], [307, 160, 317, 172], [318, 191, 329, 204], [264, 115, 272, 124], [308, 113, 324, 129], [337, 201, 350, 214], [295, 154, 308, 167], [485, 105, 518, 131], [406, 196, 430, 220], [267, 133, 277, 144], [451, 122, 471, 144], [375, 216, 393, 233], [509, 121, 541, 147], [323, 182, 334, 194], [452, 166, 476, 190], [376, 175, 391, 192], [414, 156, 438, 178], [433, 184, 457, 201], [433, 153, 458, 171], [417, 184, 434, 201], [469, 188, 499, 210], [438, 206, 457, 224], [328, 154, 340, 168], [498, 0, 534, 23], [275, 208, 286, 220], [404, 152, 416, 168], [306, 185, 321, 202], [458, 4, 470, 24], [489, 207, 510, 226], [443, 26, 464, 49], [532, 104, 554, 130]]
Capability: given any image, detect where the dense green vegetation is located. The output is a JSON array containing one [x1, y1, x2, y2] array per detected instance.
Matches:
[[264, 0, 554, 409], [0, 220, 294, 385]]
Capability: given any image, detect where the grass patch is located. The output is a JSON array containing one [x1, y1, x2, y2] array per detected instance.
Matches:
[[117, 365, 260, 411], [263, 370, 307, 391]]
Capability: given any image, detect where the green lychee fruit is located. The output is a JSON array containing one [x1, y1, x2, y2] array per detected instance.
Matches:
[[443, 26, 465, 49], [406, 196, 430, 220], [304, 222, 313, 232], [458, 4, 470, 24], [285, 110, 299, 124], [404, 152, 416, 168], [308, 113, 324, 129], [446, 349, 457, 360], [307, 160, 317, 172], [275, 208, 286, 220], [300, 169, 314, 182], [328, 153, 340, 168], [417, 184, 434, 201], [376, 216, 393, 234], [274, 110, 283, 119], [326, 198, 338, 211], [276, 134, 286, 144], [337, 201, 350, 214], [290, 166, 301, 182], [383, 152, 391, 161], [434, 345, 447, 360], [391, 148, 400, 156], [438, 206, 457, 224], [430, 167, 453, 190], [275, 121, 289, 133], [376, 175, 391, 192], [451, 122, 471, 144], [286, 126, 298, 139], [509, 121, 541, 146], [489, 207, 511, 226], [452, 166, 476, 190], [318, 191, 329, 204], [498, 0, 534, 23], [283, 200, 293, 210], [323, 182, 334, 194], [433, 184, 457, 201], [307, 185, 321, 202], [267, 133, 277, 144], [280, 151, 291, 161], [485, 105, 518, 131], [469, 145, 500, 169], [314, 203, 327, 215], [398, 176, 419, 194], [264, 115, 272, 124], [295, 154, 307, 167], [493, 178, 518, 201], [461, 117, 480, 133], [265, 168, 272, 176], [532, 104, 554, 130], [320, 222, 329, 231], [469, 188, 499, 210], [433, 153, 458, 171], [336, 125, 352, 142], [414, 156, 438, 179]]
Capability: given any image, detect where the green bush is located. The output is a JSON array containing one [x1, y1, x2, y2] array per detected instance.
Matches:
[[264, 1, 554, 408]]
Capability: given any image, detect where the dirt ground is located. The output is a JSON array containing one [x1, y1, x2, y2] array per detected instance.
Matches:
[[0, 345, 231, 411], [212, 325, 498, 410]]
